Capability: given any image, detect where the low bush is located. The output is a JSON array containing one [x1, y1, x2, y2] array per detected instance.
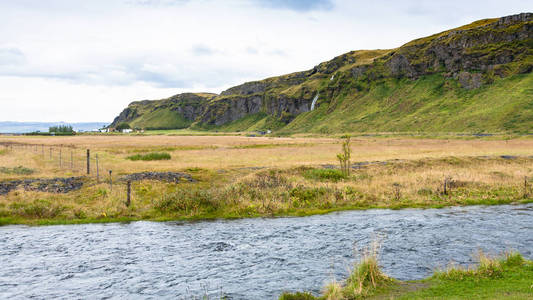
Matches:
[[126, 152, 171, 161]]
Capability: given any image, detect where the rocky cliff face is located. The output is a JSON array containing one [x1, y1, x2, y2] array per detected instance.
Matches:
[[111, 13, 532, 132], [110, 93, 215, 129]]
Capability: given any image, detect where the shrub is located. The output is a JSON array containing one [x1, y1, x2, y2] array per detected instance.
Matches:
[[337, 136, 351, 177], [49, 125, 73, 133], [126, 152, 171, 161], [116, 122, 131, 130], [304, 169, 346, 182]]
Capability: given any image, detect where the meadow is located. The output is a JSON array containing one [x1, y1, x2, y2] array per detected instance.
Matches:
[[0, 134, 533, 225]]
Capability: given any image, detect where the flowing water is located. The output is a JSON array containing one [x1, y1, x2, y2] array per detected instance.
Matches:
[[310, 93, 319, 111], [1, 204, 532, 299]]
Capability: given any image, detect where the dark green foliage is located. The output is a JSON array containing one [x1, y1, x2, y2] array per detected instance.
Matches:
[[49, 125, 73, 133], [126, 152, 171, 161], [116, 122, 131, 130]]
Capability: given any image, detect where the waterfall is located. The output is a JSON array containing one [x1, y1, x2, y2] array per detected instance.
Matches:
[[330, 74, 335, 81], [310, 93, 319, 111]]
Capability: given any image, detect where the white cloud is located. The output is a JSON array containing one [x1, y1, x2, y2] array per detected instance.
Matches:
[[0, 0, 531, 122]]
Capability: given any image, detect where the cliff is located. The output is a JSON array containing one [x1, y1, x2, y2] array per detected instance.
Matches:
[[112, 13, 533, 133]]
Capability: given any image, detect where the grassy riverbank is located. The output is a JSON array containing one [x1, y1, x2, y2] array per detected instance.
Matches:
[[1, 135, 533, 225], [279, 249, 533, 300]]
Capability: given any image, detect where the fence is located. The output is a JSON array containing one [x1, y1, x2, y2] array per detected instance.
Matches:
[[0, 142, 134, 206], [0, 142, 112, 181]]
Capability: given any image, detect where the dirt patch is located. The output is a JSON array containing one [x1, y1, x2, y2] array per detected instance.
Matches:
[[0, 177, 84, 195], [120, 172, 195, 183]]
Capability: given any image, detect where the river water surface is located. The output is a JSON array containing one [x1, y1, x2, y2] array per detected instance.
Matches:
[[1, 204, 532, 299]]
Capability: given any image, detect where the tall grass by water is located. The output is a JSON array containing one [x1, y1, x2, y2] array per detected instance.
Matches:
[[280, 249, 533, 299]]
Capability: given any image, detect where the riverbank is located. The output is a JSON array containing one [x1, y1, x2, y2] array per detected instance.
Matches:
[[2, 135, 533, 225], [280, 250, 533, 300]]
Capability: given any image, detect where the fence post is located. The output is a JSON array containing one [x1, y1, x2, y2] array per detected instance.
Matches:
[[59, 148, 62, 168], [41, 144, 44, 158], [443, 178, 447, 195], [109, 170, 113, 192], [96, 154, 99, 183], [86, 149, 90, 175], [525, 176, 528, 199], [126, 180, 131, 207]]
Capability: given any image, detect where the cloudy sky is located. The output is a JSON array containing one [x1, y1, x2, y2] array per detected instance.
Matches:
[[0, 0, 531, 122]]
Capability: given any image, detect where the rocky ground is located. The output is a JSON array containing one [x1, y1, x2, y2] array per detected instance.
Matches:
[[120, 172, 195, 183], [0, 177, 84, 195]]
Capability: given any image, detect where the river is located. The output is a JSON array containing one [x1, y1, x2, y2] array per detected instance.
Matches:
[[1, 204, 532, 299]]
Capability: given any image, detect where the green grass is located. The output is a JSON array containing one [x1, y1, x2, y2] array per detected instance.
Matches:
[[395, 252, 533, 299], [0, 166, 35, 175], [126, 152, 171, 161], [281, 73, 533, 134], [303, 168, 346, 182], [130, 109, 191, 130]]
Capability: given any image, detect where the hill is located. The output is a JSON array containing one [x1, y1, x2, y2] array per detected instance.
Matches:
[[111, 13, 533, 134]]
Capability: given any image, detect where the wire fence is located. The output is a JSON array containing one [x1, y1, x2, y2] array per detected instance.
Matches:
[[0, 141, 134, 204], [0, 142, 112, 182]]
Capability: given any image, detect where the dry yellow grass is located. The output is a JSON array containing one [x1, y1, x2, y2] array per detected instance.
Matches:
[[1, 135, 533, 177], [1, 134, 532, 225]]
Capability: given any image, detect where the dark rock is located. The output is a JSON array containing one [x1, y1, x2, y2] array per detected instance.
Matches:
[[457, 72, 483, 89], [120, 172, 195, 183], [500, 155, 517, 160], [0, 177, 84, 195]]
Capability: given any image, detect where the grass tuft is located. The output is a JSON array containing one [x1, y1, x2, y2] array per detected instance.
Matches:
[[433, 251, 527, 281]]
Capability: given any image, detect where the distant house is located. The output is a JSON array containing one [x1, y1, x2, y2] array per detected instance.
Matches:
[[122, 129, 132, 134], [99, 128, 109, 133]]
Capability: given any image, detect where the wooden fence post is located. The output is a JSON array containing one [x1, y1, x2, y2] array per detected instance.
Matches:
[[126, 180, 131, 207], [109, 170, 113, 192], [96, 154, 99, 183], [86, 149, 90, 175], [443, 178, 447, 195], [59, 148, 62, 168], [525, 176, 529, 199]]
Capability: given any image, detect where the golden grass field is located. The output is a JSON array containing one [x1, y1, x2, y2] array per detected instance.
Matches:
[[1, 134, 532, 225]]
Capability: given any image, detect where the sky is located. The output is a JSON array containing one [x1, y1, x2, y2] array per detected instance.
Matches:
[[0, 0, 531, 123]]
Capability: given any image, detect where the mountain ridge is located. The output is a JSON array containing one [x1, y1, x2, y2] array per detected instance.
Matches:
[[110, 13, 532, 133]]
